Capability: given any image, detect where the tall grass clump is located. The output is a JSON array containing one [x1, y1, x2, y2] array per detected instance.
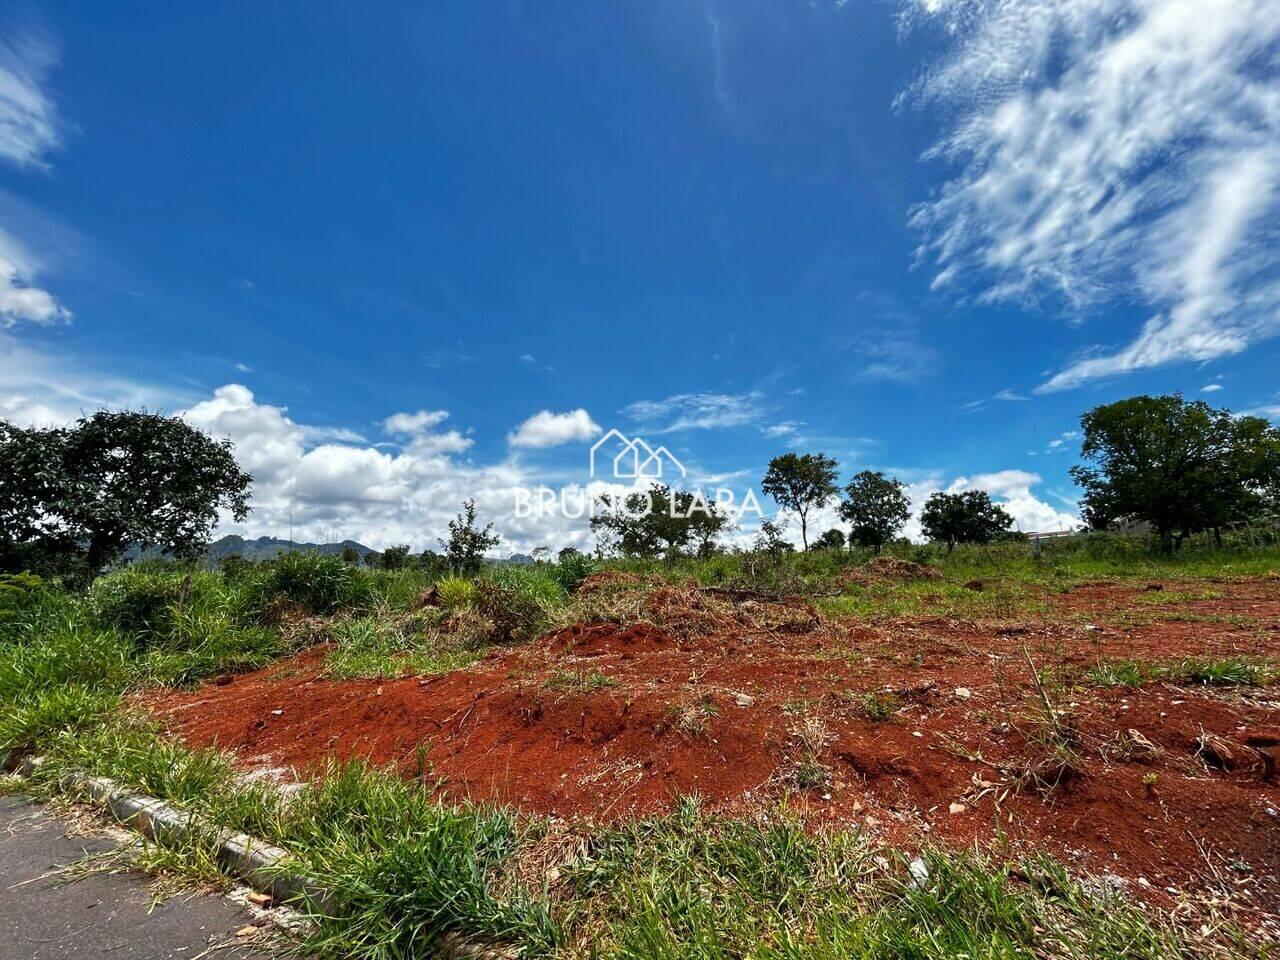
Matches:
[[238, 552, 373, 617], [276, 762, 558, 958]]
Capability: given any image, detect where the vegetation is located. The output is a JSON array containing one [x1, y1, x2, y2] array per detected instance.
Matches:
[[840, 470, 911, 553], [591, 484, 731, 559], [1073, 394, 1280, 553], [761, 453, 839, 550], [441, 499, 501, 573], [920, 490, 1014, 551], [0, 411, 252, 580]]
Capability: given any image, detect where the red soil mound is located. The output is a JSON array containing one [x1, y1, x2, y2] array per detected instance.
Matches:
[[142, 577, 1280, 914], [546, 622, 672, 657]]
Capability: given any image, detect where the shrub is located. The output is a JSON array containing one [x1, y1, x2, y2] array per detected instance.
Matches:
[[551, 551, 596, 593]]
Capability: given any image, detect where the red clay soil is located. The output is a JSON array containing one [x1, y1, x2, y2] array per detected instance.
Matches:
[[143, 578, 1280, 917]]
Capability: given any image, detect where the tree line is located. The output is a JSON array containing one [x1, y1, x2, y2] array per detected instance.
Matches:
[[3, 394, 1279, 578]]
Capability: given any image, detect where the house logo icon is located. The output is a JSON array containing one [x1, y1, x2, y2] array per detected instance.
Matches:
[[589, 428, 687, 480]]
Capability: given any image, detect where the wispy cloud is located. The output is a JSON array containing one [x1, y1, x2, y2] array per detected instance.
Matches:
[[901, 0, 1280, 391], [623, 390, 768, 433], [852, 329, 940, 383], [962, 387, 1027, 412], [0, 333, 189, 426], [0, 29, 62, 169]]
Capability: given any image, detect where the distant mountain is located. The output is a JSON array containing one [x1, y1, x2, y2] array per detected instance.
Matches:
[[204, 535, 375, 563]]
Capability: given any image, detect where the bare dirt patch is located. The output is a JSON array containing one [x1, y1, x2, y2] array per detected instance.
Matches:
[[142, 577, 1280, 915]]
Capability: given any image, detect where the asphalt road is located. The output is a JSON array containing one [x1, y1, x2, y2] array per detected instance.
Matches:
[[0, 793, 276, 960]]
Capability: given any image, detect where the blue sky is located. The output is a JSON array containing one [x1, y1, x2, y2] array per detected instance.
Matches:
[[2, 0, 1278, 552]]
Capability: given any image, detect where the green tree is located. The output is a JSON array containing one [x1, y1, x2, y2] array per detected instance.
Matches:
[[339, 543, 362, 565], [761, 453, 839, 551], [0, 411, 252, 579], [416, 548, 450, 578], [590, 485, 725, 559], [839, 470, 911, 553], [1071, 394, 1280, 553], [440, 499, 500, 573], [811, 528, 846, 551], [753, 517, 794, 556], [378, 544, 412, 570], [919, 490, 1012, 552]]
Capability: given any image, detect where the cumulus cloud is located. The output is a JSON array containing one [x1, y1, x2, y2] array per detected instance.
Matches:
[[0, 228, 70, 327], [0, 31, 61, 169], [902, 0, 1280, 391], [178, 384, 616, 554], [382, 410, 449, 435], [508, 409, 601, 448]]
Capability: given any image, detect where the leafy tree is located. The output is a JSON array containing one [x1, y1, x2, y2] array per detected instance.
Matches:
[[378, 544, 412, 570], [557, 546, 581, 562], [531, 546, 550, 564], [761, 453, 839, 550], [687, 494, 732, 557], [440, 499, 500, 573], [1071, 395, 1280, 552], [590, 485, 726, 559], [339, 543, 362, 565], [811, 528, 846, 551], [919, 490, 1012, 552], [753, 517, 794, 556], [1, 411, 251, 580], [840, 470, 911, 553]]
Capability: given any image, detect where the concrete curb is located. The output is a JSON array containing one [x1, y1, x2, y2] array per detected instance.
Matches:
[[0, 749, 513, 960]]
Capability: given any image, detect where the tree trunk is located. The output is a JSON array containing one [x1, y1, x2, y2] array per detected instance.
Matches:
[[799, 513, 808, 551]]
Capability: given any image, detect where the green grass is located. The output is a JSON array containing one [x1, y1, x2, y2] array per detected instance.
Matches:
[[321, 615, 483, 680], [1088, 657, 1278, 689]]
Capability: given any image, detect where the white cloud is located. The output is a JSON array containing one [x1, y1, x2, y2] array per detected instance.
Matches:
[[761, 421, 803, 438], [902, 0, 1280, 391], [508, 408, 601, 448], [1201, 383, 1224, 393], [0, 31, 61, 169], [0, 228, 69, 327], [623, 391, 768, 432], [382, 409, 449, 435]]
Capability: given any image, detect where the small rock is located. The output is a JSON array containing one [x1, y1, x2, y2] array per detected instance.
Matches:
[[1084, 624, 1101, 633], [1144, 583, 1164, 592], [963, 580, 985, 592], [734, 692, 755, 708], [235, 926, 259, 938], [954, 687, 972, 700], [948, 802, 967, 815], [247, 892, 273, 907], [908, 857, 930, 888], [270, 709, 283, 716]]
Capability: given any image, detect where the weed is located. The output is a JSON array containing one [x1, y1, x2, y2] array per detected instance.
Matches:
[[543, 669, 617, 693]]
